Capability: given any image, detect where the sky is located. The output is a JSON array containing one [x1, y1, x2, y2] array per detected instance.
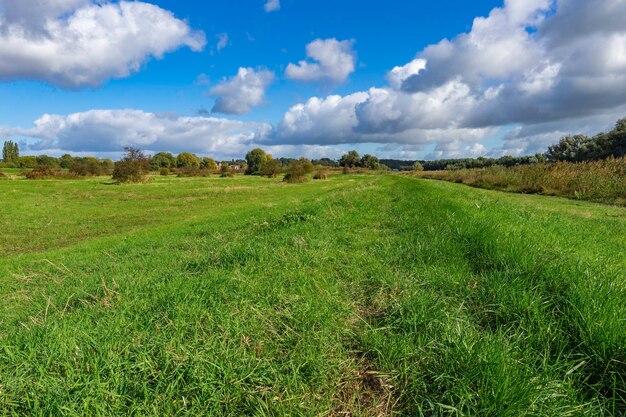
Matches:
[[0, 0, 625, 160]]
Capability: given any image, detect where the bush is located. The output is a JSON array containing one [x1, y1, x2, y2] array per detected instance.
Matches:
[[112, 147, 149, 183], [220, 164, 235, 177], [159, 167, 170, 176], [70, 157, 110, 176], [261, 159, 282, 178], [313, 170, 327, 180], [283, 158, 313, 183], [419, 157, 626, 205], [24, 166, 78, 180], [176, 167, 211, 177]]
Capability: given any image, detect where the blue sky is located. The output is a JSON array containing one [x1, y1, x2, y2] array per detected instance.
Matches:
[[1, 0, 625, 160]]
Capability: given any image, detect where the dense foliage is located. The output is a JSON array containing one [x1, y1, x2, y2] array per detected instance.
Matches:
[[546, 118, 626, 162], [1, 140, 19, 166], [112, 147, 150, 183]]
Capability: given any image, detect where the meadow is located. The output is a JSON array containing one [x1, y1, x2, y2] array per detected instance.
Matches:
[[0, 173, 624, 416], [417, 157, 626, 206]]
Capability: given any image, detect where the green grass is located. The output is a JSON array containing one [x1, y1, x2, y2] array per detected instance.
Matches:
[[1, 174, 624, 416]]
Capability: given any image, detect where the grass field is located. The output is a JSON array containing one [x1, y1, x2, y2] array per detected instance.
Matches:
[[1, 174, 624, 416]]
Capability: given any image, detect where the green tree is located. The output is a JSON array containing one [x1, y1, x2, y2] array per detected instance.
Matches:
[[339, 150, 361, 168], [261, 158, 281, 178], [112, 147, 150, 183], [412, 161, 424, 171], [200, 157, 218, 171], [59, 154, 74, 169], [151, 152, 176, 170], [176, 152, 201, 168], [245, 148, 270, 175], [360, 154, 380, 170], [35, 155, 58, 167], [283, 158, 314, 183], [18, 156, 36, 168], [2, 140, 19, 166], [546, 135, 590, 162]]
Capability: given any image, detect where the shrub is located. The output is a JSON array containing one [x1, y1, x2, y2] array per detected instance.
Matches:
[[159, 167, 170, 176], [283, 158, 313, 183], [176, 167, 211, 177], [313, 170, 327, 180], [24, 166, 78, 180], [220, 164, 235, 177], [112, 147, 149, 183], [419, 157, 626, 205], [261, 159, 282, 178], [70, 157, 110, 176]]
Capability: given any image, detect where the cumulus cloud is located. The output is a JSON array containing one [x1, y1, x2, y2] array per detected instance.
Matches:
[[263, 0, 280, 13], [0, 0, 206, 88], [285, 38, 356, 84], [210, 67, 275, 114], [1, 109, 346, 159], [268, 0, 626, 157]]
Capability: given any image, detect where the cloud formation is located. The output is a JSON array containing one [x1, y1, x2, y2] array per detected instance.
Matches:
[[286, 38, 357, 84], [210, 67, 275, 115], [0, 0, 206, 88], [269, 0, 626, 157], [2, 109, 346, 159], [263, 0, 280, 13]]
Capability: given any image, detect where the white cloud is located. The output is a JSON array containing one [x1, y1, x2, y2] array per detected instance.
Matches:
[[5, 110, 264, 156], [1, 109, 346, 160], [210, 67, 275, 114], [387, 59, 426, 90], [0, 1, 206, 89], [285, 38, 356, 84], [263, 0, 280, 13], [216, 33, 229, 52], [268, 0, 626, 157]]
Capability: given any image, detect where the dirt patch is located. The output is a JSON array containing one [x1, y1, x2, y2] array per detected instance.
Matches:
[[334, 353, 396, 416]]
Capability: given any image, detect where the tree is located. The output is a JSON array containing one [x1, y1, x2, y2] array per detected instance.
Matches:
[[35, 155, 58, 167], [261, 158, 281, 178], [283, 158, 313, 183], [220, 162, 235, 177], [339, 150, 361, 168], [151, 152, 176, 170], [59, 154, 74, 169], [412, 161, 424, 171], [18, 156, 36, 168], [245, 148, 271, 175], [200, 157, 217, 171], [546, 135, 590, 162], [2, 140, 19, 166], [360, 154, 380, 170], [112, 147, 149, 183], [176, 152, 201, 168]]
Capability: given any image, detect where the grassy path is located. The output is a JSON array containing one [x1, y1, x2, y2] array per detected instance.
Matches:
[[1, 175, 624, 416]]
